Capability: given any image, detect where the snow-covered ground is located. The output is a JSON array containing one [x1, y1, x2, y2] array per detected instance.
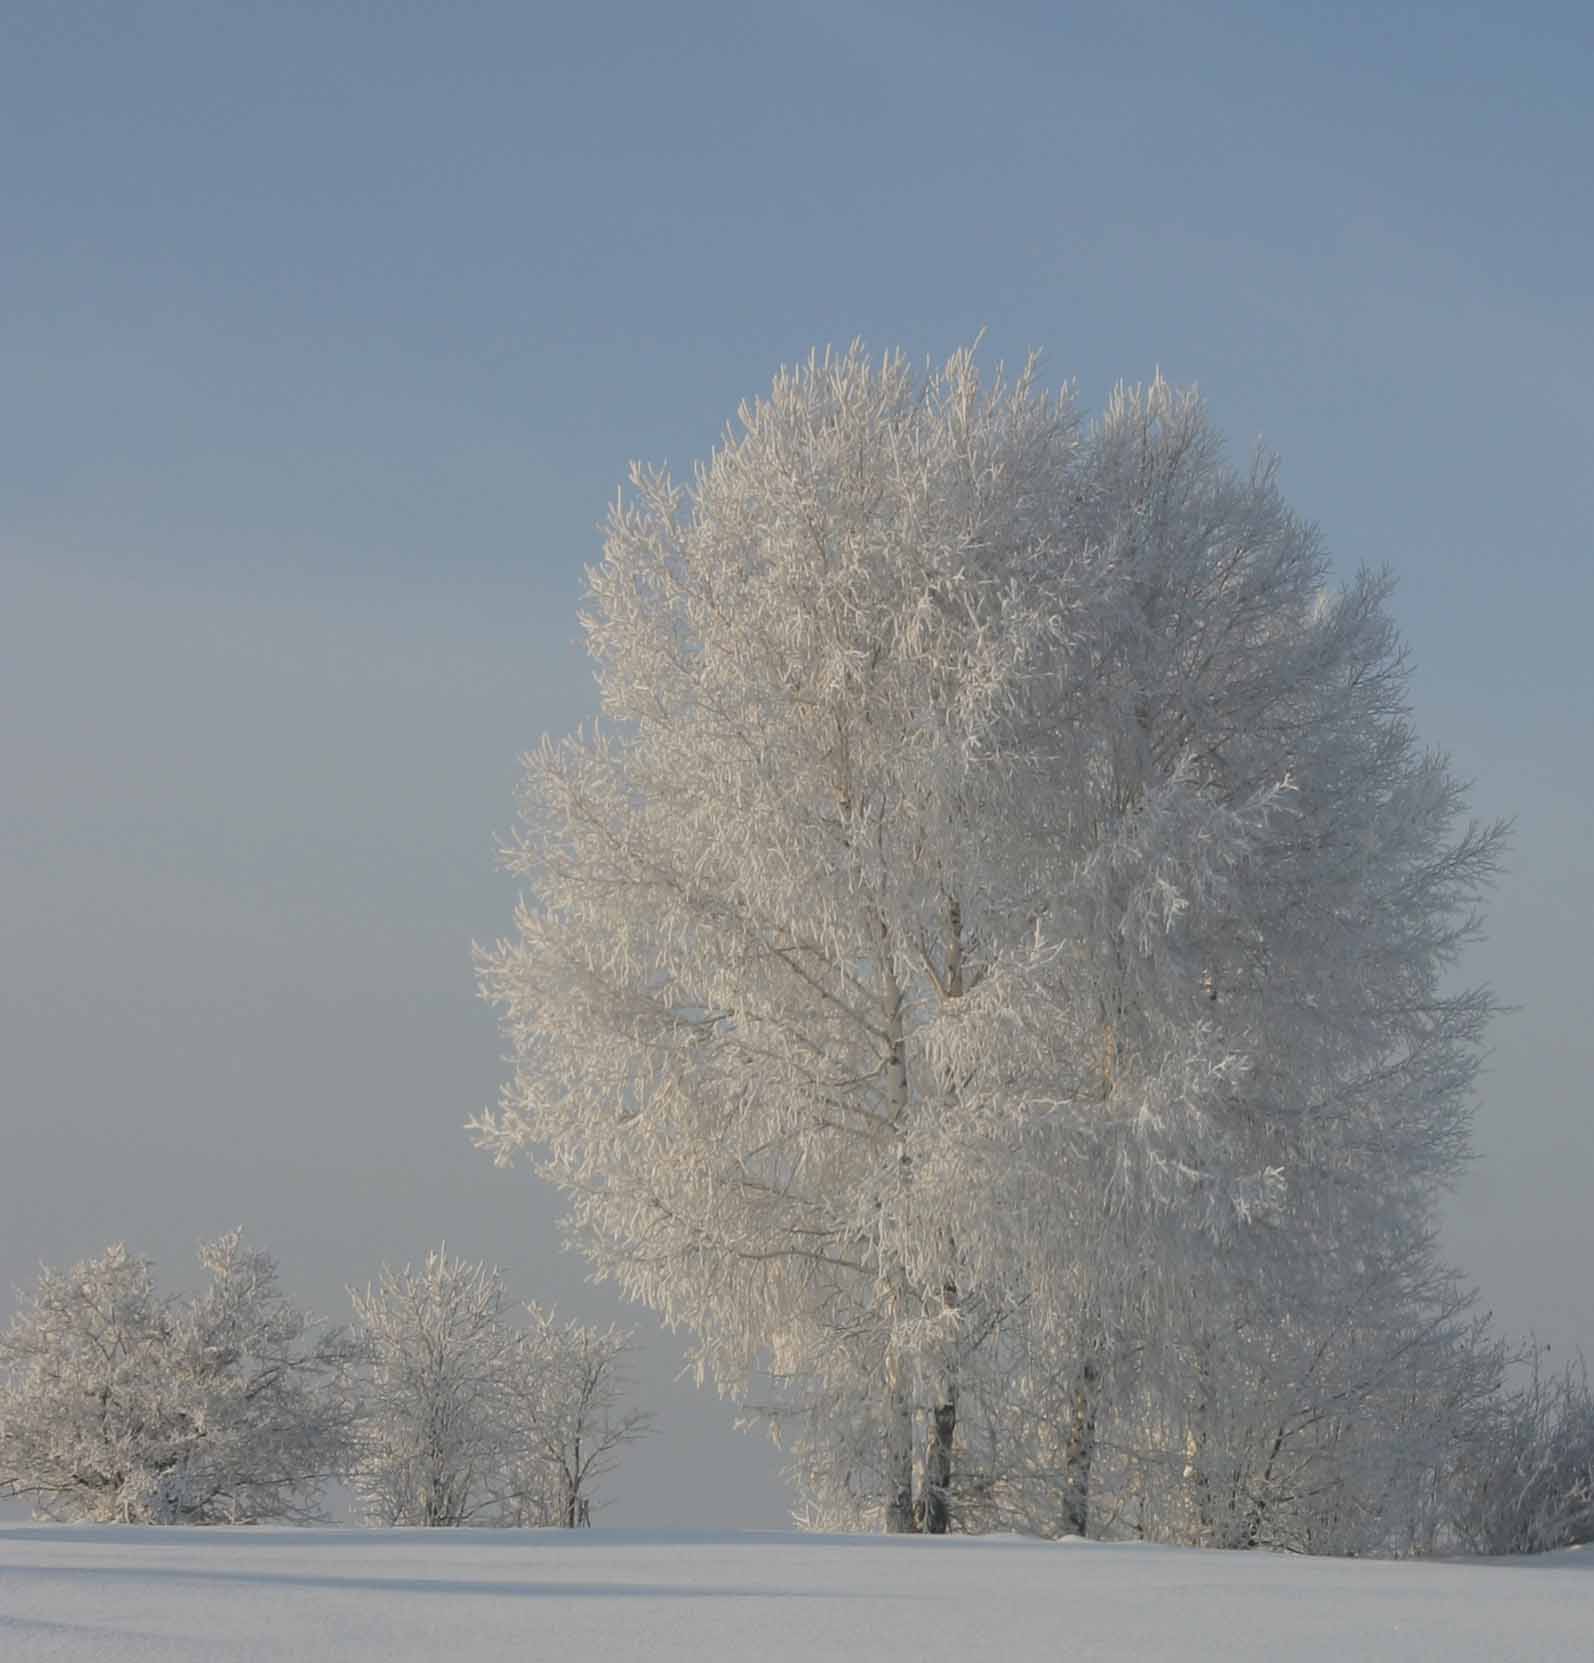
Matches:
[[2, 1525, 1590, 1661]]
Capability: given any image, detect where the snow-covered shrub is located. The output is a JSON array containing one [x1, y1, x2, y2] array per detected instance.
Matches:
[[0, 1234, 356, 1523], [1448, 1352, 1594, 1555]]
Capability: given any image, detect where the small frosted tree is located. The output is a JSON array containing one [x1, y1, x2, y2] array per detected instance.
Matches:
[[349, 1252, 653, 1527], [477, 344, 1504, 1533], [1, 1244, 172, 1522], [0, 1234, 355, 1523], [349, 1251, 516, 1526], [493, 1310, 653, 1527]]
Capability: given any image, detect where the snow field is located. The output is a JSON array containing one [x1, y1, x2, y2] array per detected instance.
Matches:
[[2, 1526, 1591, 1662]]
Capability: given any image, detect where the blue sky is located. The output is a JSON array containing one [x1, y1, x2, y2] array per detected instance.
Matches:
[[3, 1, 1590, 1527]]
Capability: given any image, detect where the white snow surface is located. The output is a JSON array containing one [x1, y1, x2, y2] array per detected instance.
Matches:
[[2, 1525, 1590, 1661]]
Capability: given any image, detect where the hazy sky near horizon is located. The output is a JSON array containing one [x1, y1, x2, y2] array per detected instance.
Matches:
[[4, 1, 1591, 1528]]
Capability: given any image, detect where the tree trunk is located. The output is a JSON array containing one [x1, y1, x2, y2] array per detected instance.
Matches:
[[924, 1395, 956, 1532], [923, 1277, 959, 1533], [1184, 1422, 1213, 1544], [1183, 1341, 1217, 1545], [877, 924, 917, 1535], [565, 1438, 581, 1528], [1062, 1354, 1100, 1536], [920, 899, 965, 1534], [884, 1357, 916, 1533]]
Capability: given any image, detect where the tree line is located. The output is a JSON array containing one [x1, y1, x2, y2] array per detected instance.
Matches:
[[0, 1234, 651, 1527]]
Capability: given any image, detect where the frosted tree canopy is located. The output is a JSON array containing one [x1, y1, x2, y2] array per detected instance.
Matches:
[[477, 343, 1505, 1539]]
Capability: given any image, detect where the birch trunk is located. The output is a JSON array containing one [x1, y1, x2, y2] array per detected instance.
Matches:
[[921, 899, 965, 1534], [884, 1354, 917, 1533], [924, 1339, 956, 1533], [1062, 1352, 1100, 1536], [1183, 1340, 1216, 1545], [878, 926, 919, 1534]]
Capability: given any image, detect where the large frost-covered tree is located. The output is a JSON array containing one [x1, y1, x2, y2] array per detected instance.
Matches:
[[0, 1234, 356, 1524], [477, 344, 1503, 1533]]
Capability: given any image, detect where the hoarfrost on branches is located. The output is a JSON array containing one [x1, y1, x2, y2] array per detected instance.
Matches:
[[349, 1251, 517, 1526], [477, 343, 1506, 1538], [348, 1249, 651, 1527], [492, 1308, 653, 1529], [1447, 1351, 1594, 1555], [0, 1234, 357, 1524]]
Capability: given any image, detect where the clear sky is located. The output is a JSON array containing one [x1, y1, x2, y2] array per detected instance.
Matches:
[[3, 1, 1590, 1529]]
